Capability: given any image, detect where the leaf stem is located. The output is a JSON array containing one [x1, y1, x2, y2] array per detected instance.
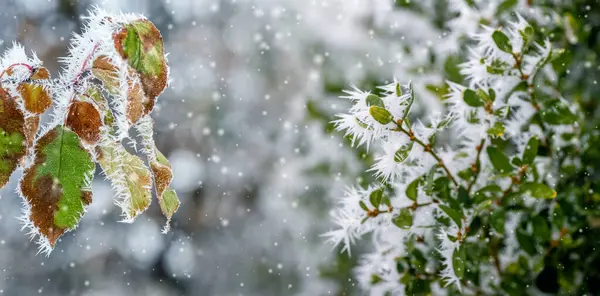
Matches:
[[467, 138, 486, 193]]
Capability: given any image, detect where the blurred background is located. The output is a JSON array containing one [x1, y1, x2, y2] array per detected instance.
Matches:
[[0, 0, 598, 295]]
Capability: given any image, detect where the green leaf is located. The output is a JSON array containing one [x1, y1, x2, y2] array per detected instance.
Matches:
[[97, 139, 153, 220], [406, 177, 420, 201], [114, 19, 168, 109], [365, 94, 384, 107], [0, 89, 26, 188], [532, 215, 550, 242], [463, 89, 484, 107], [444, 55, 463, 82], [496, 0, 517, 16], [370, 188, 384, 208], [159, 188, 180, 227], [519, 26, 535, 49], [92, 56, 120, 95], [541, 103, 578, 125], [393, 208, 413, 229], [458, 186, 471, 206], [487, 121, 505, 137], [135, 117, 180, 230], [467, 109, 480, 124], [149, 149, 180, 229], [400, 82, 415, 120], [359, 200, 369, 211], [473, 185, 502, 203], [370, 274, 383, 285], [458, 168, 474, 181], [520, 182, 556, 199], [476, 89, 491, 102], [439, 205, 462, 228], [522, 137, 539, 165], [394, 142, 414, 163], [492, 30, 513, 53], [516, 228, 537, 255], [494, 106, 510, 118], [369, 106, 393, 125], [453, 246, 466, 279], [490, 210, 506, 234], [487, 146, 514, 174], [20, 125, 95, 247], [436, 115, 454, 129], [424, 166, 437, 196], [382, 194, 391, 208], [488, 88, 496, 101]]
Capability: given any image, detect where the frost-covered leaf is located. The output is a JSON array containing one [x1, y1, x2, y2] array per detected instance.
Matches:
[[487, 122, 505, 137], [365, 94, 384, 107], [125, 74, 146, 123], [20, 125, 94, 247], [17, 83, 52, 114], [369, 106, 393, 125], [436, 115, 454, 129], [135, 116, 179, 229], [97, 140, 152, 220], [463, 89, 484, 107], [91, 56, 119, 94], [150, 148, 180, 229], [394, 142, 413, 163], [492, 30, 513, 53], [30, 67, 50, 80], [494, 105, 510, 118], [114, 19, 168, 112], [0, 88, 26, 188], [23, 115, 39, 149], [401, 82, 414, 119], [65, 100, 102, 144]]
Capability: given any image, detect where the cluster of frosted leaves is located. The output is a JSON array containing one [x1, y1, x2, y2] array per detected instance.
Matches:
[[0, 11, 179, 254]]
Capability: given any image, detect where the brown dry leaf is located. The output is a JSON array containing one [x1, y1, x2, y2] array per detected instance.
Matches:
[[17, 83, 52, 114], [65, 100, 102, 144], [30, 67, 50, 80], [113, 19, 167, 115], [24, 115, 39, 149], [91, 56, 120, 94], [0, 88, 26, 188], [126, 76, 145, 124], [20, 125, 95, 247]]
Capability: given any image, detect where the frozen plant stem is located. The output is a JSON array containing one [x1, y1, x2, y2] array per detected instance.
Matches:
[[393, 120, 459, 187]]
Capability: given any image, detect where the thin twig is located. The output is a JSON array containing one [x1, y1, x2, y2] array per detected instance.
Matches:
[[393, 121, 459, 187], [467, 138, 486, 193]]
